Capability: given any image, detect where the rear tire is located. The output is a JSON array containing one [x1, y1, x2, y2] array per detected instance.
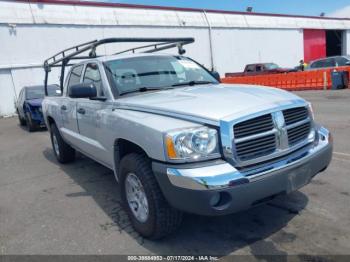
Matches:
[[50, 123, 75, 163], [120, 153, 183, 240]]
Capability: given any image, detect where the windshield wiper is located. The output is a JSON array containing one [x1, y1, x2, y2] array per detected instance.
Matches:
[[171, 80, 216, 87], [120, 87, 173, 96]]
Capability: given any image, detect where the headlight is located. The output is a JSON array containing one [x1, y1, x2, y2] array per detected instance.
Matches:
[[307, 103, 314, 120], [165, 127, 220, 161]]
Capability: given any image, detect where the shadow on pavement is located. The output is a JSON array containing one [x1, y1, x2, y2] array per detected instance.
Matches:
[[43, 148, 309, 256]]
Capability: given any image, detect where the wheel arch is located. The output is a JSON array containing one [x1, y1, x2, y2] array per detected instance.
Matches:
[[113, 138, 149, 180], [46, 115, 56, 130]]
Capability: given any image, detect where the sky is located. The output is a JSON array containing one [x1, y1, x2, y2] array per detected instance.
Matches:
[[85, 0, 350, 18]]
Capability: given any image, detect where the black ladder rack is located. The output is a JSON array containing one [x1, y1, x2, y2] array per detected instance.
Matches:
[[43, 37, 195, 95]]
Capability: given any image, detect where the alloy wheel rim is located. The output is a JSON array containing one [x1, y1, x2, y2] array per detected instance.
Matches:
[[125, 173, 149, 223]]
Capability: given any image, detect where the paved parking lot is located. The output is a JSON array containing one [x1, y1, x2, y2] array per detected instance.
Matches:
[[0, 90, 350, 256]]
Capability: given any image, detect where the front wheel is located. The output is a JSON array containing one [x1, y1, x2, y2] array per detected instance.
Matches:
[[50, 123, 75, 163], [17, 111, 26, 126], [25, 113, 36, 132], [120, 153, 183, 239]]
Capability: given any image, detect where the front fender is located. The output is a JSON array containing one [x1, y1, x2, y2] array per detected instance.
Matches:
[[99, 109, 203, 164]]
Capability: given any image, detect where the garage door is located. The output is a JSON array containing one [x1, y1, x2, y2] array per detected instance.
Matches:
[[303, 29, 326, 63]]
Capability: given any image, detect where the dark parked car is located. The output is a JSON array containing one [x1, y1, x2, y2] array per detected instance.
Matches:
[[225, 63, 293, 77], [16, 85, 61, 131], [308, 56, 350, 70]]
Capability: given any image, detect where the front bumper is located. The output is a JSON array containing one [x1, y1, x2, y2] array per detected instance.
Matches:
[[152, 126, 333, 216]]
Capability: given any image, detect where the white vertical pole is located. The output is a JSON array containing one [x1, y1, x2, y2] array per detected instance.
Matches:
[[323, 71, 327, 90], [203, 10, 215, 71], [10, 69, 18, 101]]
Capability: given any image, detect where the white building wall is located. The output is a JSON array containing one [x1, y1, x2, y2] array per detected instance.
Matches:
[[0, 70, 16, 116], [0, 66, 62, 116], [211, 28, 304, 73]]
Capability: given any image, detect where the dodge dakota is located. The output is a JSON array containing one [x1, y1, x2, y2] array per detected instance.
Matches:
[[42, 38, 332, 239]]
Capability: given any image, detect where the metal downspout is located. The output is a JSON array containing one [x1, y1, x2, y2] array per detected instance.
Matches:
[[203, 10, 215, 71], [10, 69, 18, 102]]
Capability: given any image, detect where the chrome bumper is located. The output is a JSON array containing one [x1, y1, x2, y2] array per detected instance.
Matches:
[[166, 126, 332, 191]]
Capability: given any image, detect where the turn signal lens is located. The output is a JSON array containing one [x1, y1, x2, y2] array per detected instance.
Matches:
[[165, 136, 177, 159]]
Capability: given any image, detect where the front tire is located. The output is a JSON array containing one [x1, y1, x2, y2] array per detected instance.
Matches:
[[17, 111, 26, 126], [120, 153, 183, 239], [25, 113, 36, 132], [50, 123, 75, 163]]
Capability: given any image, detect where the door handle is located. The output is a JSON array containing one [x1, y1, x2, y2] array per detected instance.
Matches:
[[61, 105, 67, 111], [77, 108, 86, 115]]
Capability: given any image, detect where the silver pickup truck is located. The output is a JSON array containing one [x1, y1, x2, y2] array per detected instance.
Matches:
[[42, 38, 332, 239]]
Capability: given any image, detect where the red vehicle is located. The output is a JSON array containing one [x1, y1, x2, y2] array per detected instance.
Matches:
[[225, 63, 294, 77]]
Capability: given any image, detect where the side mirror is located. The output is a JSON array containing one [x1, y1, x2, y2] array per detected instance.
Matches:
[[69, 83, 97, 99], [345, 61, 350, 66], [211, 71, 221, 82]]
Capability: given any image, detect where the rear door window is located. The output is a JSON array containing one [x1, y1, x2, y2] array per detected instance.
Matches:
[[311, 59, 334, 69], [245, 65, 255, 72], [310, 61, 322, 68], [335, 57, 349, 66], [256, 65, 263, 72], [323, 58, 336, 68]]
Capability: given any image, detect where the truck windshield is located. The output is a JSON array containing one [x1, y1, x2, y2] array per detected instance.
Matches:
[[104, 55, 218, 96], [26, 85, 61, 100], [265, 63, 279, 70]]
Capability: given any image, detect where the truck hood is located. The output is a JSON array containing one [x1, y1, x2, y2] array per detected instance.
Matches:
[[116, 84, 306, 125]]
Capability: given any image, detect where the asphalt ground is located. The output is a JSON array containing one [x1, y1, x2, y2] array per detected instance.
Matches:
[[0, 90, 349, 257]]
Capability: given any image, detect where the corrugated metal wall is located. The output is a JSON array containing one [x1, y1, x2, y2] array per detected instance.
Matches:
[[0, 0, 349, 116]]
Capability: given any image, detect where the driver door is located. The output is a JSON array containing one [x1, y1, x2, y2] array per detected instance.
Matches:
[[76, 63, 110, 166], [59, 65, 84, 145]]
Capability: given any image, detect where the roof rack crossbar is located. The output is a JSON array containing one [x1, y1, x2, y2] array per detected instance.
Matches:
[[45, 38, 193, 68], [113, 41, 183, 55], [44, 39, 98, 68], [43, 37, 194, 95], [144, 43, 186, 54]]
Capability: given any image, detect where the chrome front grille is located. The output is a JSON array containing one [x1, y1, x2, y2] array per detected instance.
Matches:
[[234, 114, 274, 139], [231, 106, 313, 166], [236, 134, 276, 161], [234, 114, 275, 161], [287, 122, 311, 146]]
